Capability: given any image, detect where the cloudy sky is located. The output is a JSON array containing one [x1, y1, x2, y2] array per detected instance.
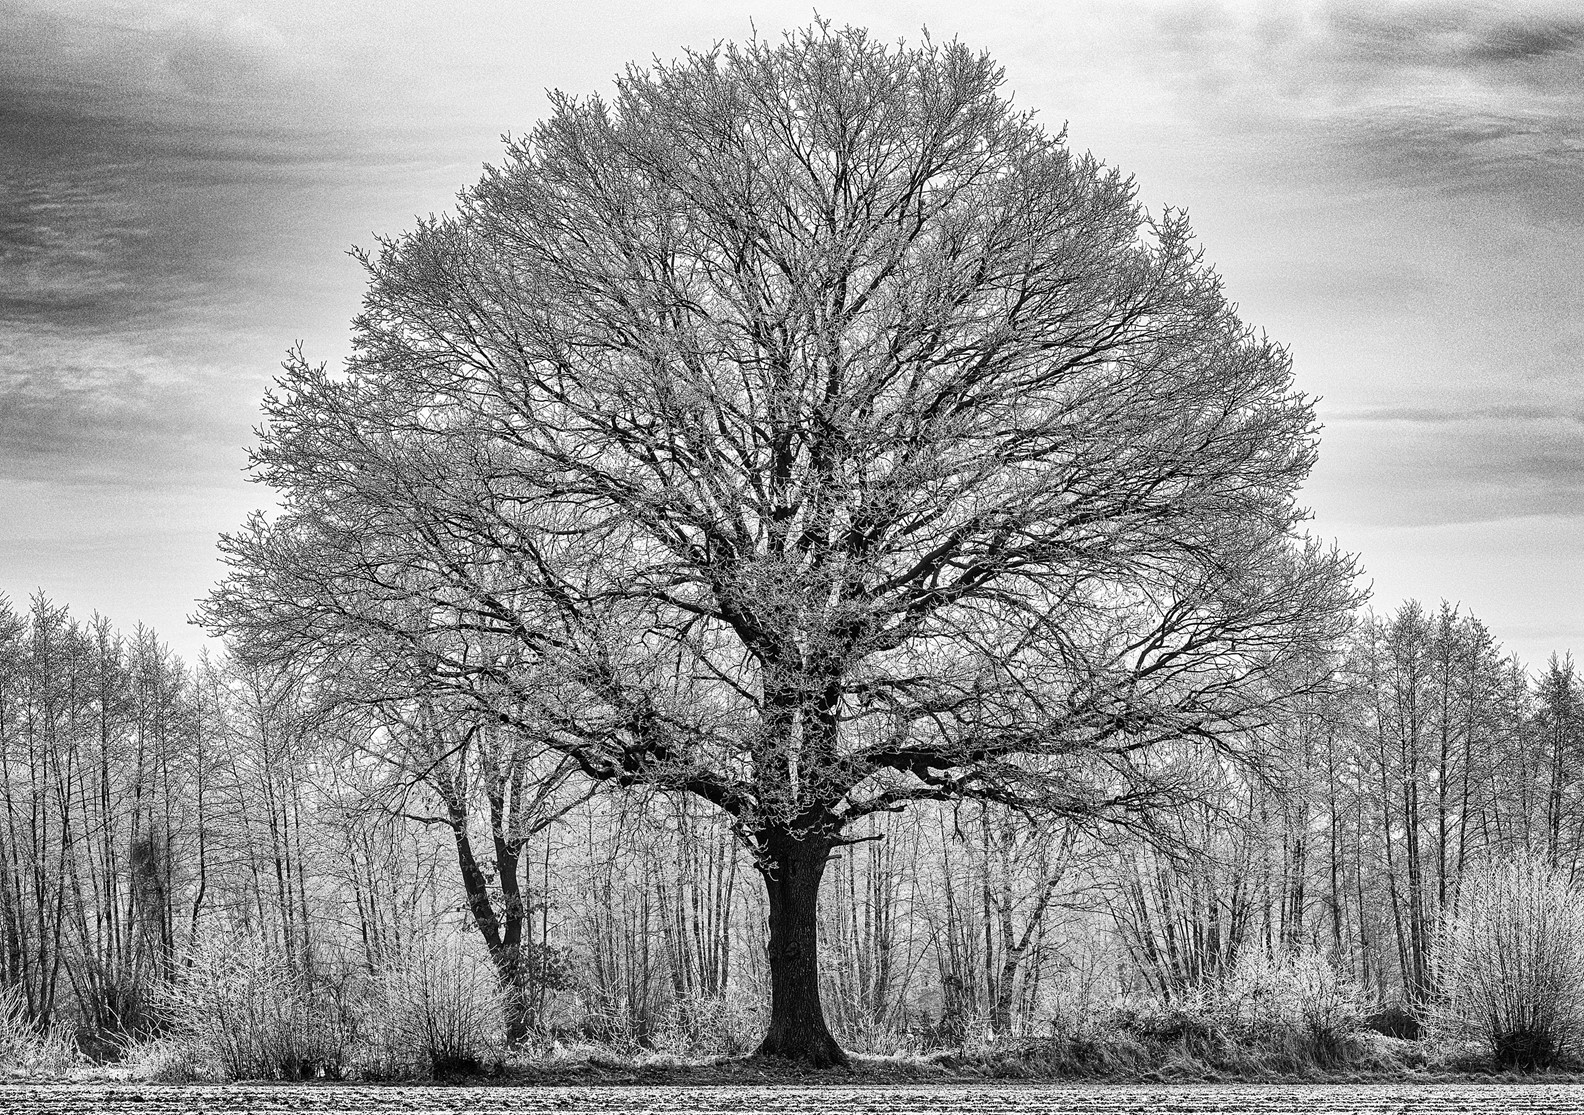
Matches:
[[2, 0, 1580, 667]]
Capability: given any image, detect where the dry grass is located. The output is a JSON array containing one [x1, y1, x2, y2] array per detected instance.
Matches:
[[0, 986, 78, 1079]]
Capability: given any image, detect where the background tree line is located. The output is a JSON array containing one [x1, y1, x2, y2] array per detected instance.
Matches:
[[1, 588, 1577, 1055]]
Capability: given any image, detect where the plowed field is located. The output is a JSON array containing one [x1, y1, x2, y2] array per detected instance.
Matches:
[[4, 1083, 1583, 1114]]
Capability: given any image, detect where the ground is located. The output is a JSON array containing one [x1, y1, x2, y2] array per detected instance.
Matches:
[[6, 1083, 1584, 1114]]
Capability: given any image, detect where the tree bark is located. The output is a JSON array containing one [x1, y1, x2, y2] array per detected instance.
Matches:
[[753, 828, 847, 1066], [494, 955, 533, 1047]]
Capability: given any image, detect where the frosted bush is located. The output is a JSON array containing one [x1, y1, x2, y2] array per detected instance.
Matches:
[[1225, 945, 1365, 1057], [1113, 985, 1229, 1057], [160, 929, 354, 1080], [1044, 960, 1114, 1040], [1109, 947, 1365, 1068], [655, 990, 765, 1058], [1433, 850, 1584, 1070], [359, 941, 505, 1077]]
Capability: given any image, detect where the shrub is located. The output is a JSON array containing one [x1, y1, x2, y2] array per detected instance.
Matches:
[[1363, 1002, 1422, 1040], [159, 929, 355, 1080], [1224, 946, 1367, 1063], [1112, 989, 1231, 1062], [1096, 948, 1369, 1076], [654, 990, 765, 1058], [1432, 850, 1584, 1070], [358, 942, 505, 1078]]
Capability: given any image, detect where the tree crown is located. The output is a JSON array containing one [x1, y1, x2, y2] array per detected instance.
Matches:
[[205, 22, 1360, 845]]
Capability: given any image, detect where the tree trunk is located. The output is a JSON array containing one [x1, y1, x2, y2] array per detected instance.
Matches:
[[443, 793, 536, 1046], [492, 950, 533, 1047], [753, 828, 847, 1066]]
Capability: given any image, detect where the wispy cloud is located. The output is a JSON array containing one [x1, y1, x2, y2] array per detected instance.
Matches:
[[1332, 403, 1584, 423], [1314, 403, 1584, 527], [0, 168, 151, 325], [1049, 2, 1584, 542], [1117, 0, 1584, 225], [0, 321, 258, 486], [0, 0, 467, 494]]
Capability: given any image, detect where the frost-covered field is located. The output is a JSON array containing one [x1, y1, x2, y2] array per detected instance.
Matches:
[[6, 1084, 1584, 1114]]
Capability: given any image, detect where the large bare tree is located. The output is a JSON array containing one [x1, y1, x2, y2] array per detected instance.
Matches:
[[203, 23, 1359, 1064]]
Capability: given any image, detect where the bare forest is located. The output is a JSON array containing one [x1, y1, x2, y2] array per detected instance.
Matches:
[[2, 22, 1582, 1084], [1, 590, 1581, 1077]]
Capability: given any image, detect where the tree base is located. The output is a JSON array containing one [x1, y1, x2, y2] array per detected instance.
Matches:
[[753, 1029, 850, 1068]]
